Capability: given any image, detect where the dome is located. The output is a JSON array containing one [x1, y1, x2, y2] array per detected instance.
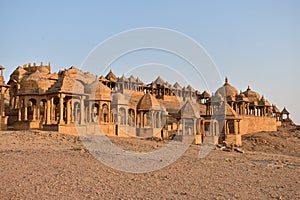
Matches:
[[215, 77, 238, 98], [20, 71, 51, 94], [137, 91, 162, 111], [243, 86, 260, 102], [37, 66, 50, 74]]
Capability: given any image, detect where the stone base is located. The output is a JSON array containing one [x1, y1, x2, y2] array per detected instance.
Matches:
[[13, 120, 41, 130], [0, 116, 8, 131], [203, 135, 219, 145], [194, 135, 202, 145], [43, 123, 116, 136], [226, 134, 242, 147], [136, 127, 162, 138]]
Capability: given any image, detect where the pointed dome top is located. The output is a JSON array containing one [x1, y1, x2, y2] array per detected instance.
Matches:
[[186, 84, 195, 92], [173, 82, 182, 89], [281, 107, 290, 114], [178, 100, 200, 118], [154, 76, 165, 85], [128, 75, 136, 82], [215, 77, 238, 97], [137, 91, 162, 111], [105, 70, 118, 82], [243, 86, 261, 102], [201, 90, 211, 98], [118, 74, 127, 82]]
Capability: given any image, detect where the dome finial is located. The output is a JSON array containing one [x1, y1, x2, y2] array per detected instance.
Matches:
[[225, 77, 228, 84]]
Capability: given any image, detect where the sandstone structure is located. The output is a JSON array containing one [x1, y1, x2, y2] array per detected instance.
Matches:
[[1, 62, 294, 146]]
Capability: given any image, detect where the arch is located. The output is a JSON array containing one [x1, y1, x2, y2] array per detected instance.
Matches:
[[128, 108, 135, 126], [102, 104, 109, 123], [40, 99, 47, 123], [119, 107, 126, 125], [227, 120, 235, 134], [73, 102, 81, 123], [91, 103, 100, 122], [28, 98, 37, 121]]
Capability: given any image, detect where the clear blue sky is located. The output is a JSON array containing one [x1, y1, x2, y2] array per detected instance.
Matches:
[[0, 0, 299, 124]]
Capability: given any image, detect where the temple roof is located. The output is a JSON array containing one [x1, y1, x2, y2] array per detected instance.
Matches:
[[173, 82, 182, 89], [186, 84, 195, 92], [118, 74, 127, 82], [272, 105, 281, 113], [201, 91, 211, 99], [154, 76, 165, 85], [128, 75, 136, 82], [0, 65, 5, 70], [105, 70, 118, 82], [137, 91, 163, 111], [258, 95, 271, 106], [243, 86, 260, 102], [215, 77, 238, 98], [99, 75, 109, 82], [281, 107, 290, 114], [178, 100, 200, 118], [214, 103, 238, 117]]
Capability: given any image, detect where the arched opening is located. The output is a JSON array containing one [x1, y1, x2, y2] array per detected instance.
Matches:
[[102, 104, 109, 123], [91, 103, 99, 122], [119, 107, 126, 125], [40, 99, 47, 123], [73, 102, 80, 124], [128, 108, 135, 126], [28, 98, 37, 121]]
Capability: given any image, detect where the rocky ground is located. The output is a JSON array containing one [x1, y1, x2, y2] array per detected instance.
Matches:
[[1, 127, 299, 199]]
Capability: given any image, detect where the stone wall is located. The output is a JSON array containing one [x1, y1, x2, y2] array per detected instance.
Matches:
[[239, 116, 277, 135]]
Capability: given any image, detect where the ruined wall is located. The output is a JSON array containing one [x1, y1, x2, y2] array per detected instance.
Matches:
[[239, 116, 277, 135]]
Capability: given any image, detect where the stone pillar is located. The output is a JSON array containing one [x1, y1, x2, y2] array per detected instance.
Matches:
[[140, 112, 143, 127], [18, 105, 22, 121], [46, 98, 51, 124], [36, 104, 40, 121], [0, 91, 4, 117], [24, 100, 28, 121], [59, 94, 65, 125], [80, 96, 85, 125], [66, 99, 71, 124], [43, 102, 47, 123], [151, 111, 155, 128], [107, 103, 111, 123], [134, 110, 137, 126], [32, 105, 36, 121]]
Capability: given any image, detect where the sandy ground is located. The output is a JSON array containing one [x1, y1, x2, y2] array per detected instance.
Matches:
[[1, 127, 299, 199]]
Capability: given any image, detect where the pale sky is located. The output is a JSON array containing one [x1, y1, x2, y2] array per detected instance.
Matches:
[[0, 0, 299, 124]]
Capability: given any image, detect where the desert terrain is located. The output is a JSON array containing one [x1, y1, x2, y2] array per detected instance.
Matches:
[[1, 127, 299, 199]]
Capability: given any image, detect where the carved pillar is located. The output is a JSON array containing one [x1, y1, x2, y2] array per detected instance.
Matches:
[[66, 99, 71, 124], [151, 111, 155, 128], [18, 104, 22, 121], [80, 96, 85, 125], [46, 98, 51, 124], [24, 99, 28, 121], [0, 90, 4, 117], [36, 103, 40, 121], [32, 105, 36, 121], [140, 111, 144, 128], [59, 94, 65, 125]]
